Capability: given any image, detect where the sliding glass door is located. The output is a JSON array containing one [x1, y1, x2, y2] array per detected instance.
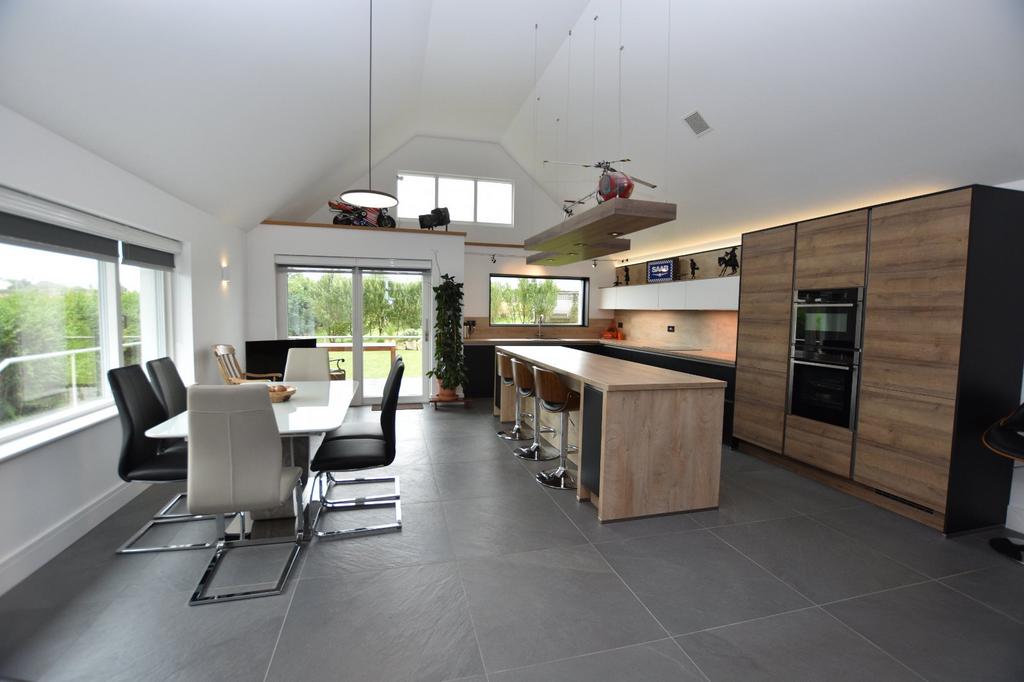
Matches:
[[282, 266, 429, 404]]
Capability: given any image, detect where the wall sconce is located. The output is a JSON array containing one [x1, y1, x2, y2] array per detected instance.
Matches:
[[221, 265, 231, 283]]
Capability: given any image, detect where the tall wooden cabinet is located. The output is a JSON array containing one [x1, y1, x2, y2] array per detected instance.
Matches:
[[854, 187, 1024, 532], [733, 185, 1024, 533], [733, 226, 795, 452]]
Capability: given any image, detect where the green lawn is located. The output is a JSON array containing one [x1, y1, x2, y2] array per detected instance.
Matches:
[[327, 350, 423, 381]]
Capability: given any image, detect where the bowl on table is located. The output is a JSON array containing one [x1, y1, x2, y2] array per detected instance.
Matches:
[[267, 384, 297, 403]]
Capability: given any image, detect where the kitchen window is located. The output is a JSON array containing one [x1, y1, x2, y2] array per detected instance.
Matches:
[[396, 172, 514, 226], [489, 275, 589, 326], [0, 210, 172, 447]]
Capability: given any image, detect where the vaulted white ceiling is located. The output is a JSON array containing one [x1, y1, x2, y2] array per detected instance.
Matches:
[[1, 0, 1022, 261], [0, 0, 589, 227]]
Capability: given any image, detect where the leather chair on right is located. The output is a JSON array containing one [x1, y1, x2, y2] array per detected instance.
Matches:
[[187, 384, 306, 605], [283, 347, 331, 382], [322, 356, 403, 442], [533, 366, 580, 490], [309, 357, 404, 539], [108, 365, 217, 554], [982, 402, 1024, 564]]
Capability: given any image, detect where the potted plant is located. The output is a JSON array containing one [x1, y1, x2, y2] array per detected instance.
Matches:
[[426, 274, 468, 400]]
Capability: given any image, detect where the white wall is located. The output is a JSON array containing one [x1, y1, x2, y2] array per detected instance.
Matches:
[[306, 135, 564, 245], [463, 246, 617, 320], [245, 223, 465, 341], [0, 104, 248, 595]]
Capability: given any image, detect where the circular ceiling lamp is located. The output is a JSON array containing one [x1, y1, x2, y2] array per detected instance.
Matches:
[[339, 0, 398, 209]]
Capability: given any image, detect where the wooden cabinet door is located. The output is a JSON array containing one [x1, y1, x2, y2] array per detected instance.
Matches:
[[733, 225, 795, 452], [859, 189, 971, 400], [854, 385, 956, 511], [794, 209, 868, 289]]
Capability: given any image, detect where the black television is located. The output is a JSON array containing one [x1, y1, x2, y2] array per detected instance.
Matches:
[[245, 338, 317, 377]]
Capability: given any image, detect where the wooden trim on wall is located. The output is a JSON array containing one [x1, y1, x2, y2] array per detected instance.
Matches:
[[465, 241, 526, 248], [260, 219, 467, 237]]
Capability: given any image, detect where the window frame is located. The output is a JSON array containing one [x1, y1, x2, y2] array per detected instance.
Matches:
[[0, 243, 173, 453], [487, 273, 590, 328], [396, 171, 515, 227]]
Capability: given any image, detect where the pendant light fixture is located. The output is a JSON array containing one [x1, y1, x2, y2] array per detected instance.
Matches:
[[339, 0, 398, 209]]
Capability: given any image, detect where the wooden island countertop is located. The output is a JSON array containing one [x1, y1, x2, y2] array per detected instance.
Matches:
[[496, 345, 726, 392], [494, 345, 725, 521]]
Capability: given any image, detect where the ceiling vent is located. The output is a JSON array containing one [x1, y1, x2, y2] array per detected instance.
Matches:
[[683, 111, 711, 136]]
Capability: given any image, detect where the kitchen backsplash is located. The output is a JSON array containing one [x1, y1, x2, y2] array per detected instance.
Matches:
[[614, 310, 738, 352], [465, 316, 614, 339]]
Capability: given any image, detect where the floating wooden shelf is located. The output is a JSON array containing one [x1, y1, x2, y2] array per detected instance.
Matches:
[[523, 198, 676, 264], [526, 239, 632, 265]]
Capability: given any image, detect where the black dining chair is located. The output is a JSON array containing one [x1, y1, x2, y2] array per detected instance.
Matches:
[[321, 356, 404, 442], [310, 356, 404, 539], [146, 356, 187, 417], [108, 365, 217, 554], [146, 356, 188, 458]]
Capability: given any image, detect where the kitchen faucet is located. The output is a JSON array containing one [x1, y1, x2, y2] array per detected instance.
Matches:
[[535, 313, 545, 338]]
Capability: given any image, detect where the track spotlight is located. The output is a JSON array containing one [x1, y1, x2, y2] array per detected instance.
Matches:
[[490, 254, 497, 264], [592, 260, 598, 268]]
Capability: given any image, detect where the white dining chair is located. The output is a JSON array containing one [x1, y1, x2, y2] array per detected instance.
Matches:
[[186, 383, 306, 605], [283, 347, 331, 382]]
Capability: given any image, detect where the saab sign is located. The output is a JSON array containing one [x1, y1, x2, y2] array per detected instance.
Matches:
[[647, 259, 674, 282]]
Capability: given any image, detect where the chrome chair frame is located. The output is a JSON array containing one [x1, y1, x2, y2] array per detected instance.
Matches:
[[312, 470, 402, 539], [513, 393, 558, 461], [536, 409, 578, 491], [190, 483, 307, 606], [117, 492, 226, 554]]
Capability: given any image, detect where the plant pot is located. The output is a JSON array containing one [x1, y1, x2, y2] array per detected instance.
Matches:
[[435, 381, 458, 401]]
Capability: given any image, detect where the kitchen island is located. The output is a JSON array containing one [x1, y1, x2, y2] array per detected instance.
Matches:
[[496, 345, 726, 521]]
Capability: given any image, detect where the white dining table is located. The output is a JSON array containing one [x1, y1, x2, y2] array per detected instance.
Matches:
[[146, 380, 357, 526], [145, 380, 357, 445]]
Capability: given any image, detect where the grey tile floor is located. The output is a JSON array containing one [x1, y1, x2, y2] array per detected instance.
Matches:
[[2, 403, 1023, 681]]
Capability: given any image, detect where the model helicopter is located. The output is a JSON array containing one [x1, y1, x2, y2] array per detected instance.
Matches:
[[543, 159, 658, 217]]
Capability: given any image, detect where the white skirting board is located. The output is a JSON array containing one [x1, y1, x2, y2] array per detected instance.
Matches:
[[0, 481, 148, 596]]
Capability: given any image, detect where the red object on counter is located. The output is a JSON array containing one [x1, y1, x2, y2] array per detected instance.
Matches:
[[616, 330, 626, 340]]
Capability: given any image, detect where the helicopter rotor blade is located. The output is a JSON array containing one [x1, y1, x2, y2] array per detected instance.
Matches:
[[543, 160, 595, 168], [629, 175, 658, 189]]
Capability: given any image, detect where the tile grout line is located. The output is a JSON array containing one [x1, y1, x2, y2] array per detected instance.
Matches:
[[484, 636, 679, 677], [933, 575, 1024, 626], [539, 478, 713, 682], [704, 526, 818, 606], [817, 606, 929, 681], [437, 491, 490, 680]]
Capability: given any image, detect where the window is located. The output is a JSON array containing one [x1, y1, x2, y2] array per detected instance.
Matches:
[[396, 172, 514, 225], [489, 275, 589, 326], [0, 214, 171, 444]]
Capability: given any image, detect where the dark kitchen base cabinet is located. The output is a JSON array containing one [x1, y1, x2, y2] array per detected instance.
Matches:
[[588, 345, 735, 444], [462, 344, 497, 399], [732, 185, 1024, 534]]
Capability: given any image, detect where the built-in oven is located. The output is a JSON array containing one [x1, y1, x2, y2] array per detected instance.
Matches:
[[788, 287, 864, 429], [792, 287, 863, 350], [788, 347, 859, 428]]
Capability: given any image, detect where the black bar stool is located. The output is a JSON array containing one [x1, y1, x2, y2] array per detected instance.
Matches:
[[533, 366, 579, 490], [496, 352, 529, 441], [511, 357, 556, 461]]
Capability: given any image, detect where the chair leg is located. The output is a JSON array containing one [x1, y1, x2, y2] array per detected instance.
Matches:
[[320, 472, 400, 507], [536, 411, 577, 490], [498, 394, 530, 441], [312, 471, 402, 540], [190, 487, 306, 606], [514, 394, 557, 461]]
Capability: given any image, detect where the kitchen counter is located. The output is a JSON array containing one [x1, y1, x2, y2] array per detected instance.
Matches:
[[496, 345, 724, 392], [494, 345, 724, 521], [465, 337, 736, 366]]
